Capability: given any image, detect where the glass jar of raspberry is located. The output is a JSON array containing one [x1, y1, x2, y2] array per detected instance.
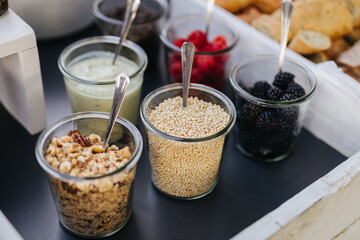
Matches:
[[160, 14, 238, 92]]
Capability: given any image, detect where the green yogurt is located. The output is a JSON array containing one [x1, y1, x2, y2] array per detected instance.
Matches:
[[64, 51, 144, 124]]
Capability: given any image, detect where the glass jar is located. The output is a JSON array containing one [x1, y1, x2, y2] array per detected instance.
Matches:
[[230, 55, 317, 162], [92, 0, 168, 69], [140, 83, 236, 199], [58, 36, 148, 125], [35, 112, 143, 237], [160, 14, 239, 92]]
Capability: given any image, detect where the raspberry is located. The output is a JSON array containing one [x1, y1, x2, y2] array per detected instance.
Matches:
[[168, 30, 229, 91], [169, 61, 182, 83], [188, 30, 208, 48], [212, 63, 225, 78], [190, 67, 203, 83], [211, 36, 227, 51], [201, 43, 213, 52], [169, 54, 181, 65], [173, 38, 186, 48], [195, 55, 216, 74]]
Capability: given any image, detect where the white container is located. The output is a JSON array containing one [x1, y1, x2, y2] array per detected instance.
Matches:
[[9, 0, 94, 39]]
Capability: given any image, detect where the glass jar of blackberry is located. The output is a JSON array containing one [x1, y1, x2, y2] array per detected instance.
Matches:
[[230, 55, 316, 162]]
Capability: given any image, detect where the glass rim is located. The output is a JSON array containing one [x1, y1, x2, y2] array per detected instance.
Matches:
[[229, 54, 317, 107], [92, 0, 168, 26], [140, 83, 236, 142], [35, 111, 143, 181], [58, 35, 148, 85], [159, 14, 239, 55]]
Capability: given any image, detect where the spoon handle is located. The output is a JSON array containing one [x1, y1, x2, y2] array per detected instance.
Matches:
[[205, 0, 215, 37], [112, 0, 141, 65], [181, 42, 195, 108], [278, 0, 293, 72], [102, 73, 130, 149]]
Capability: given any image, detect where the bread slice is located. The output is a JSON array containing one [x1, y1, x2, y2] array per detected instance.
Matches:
[[341, 0, 360, 26], [215, 0, 253, 13], [324, 38, 350, 60], [344, 27, 360, 45], [337, 40, 360, 67], [341, 65, 360, 82], [288, 30, 331, 55], [253, 0, 281, 14], [271, 0, 353, 39], [236, 6, 262, 24], [305, 52, 329, 64], [252, 14, 293, 42]]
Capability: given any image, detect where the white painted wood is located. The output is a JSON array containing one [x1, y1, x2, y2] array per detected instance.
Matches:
[[0, 10, 35, 58], [231, 151, 360, 240], [0, 210, 23, 240], [0, 9, 46, 134]]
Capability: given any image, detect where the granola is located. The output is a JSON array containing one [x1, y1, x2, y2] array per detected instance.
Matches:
[[45, 131, 135, 236]]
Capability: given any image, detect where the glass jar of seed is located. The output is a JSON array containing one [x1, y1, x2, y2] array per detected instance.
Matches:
[[140, 83, 236, 200]]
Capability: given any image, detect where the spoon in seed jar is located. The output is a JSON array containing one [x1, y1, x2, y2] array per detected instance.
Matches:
[[102, 73, 130, 149], [112, 0, 141, 65], [278, 0, 294, 72], [205, 0, 215, 38], [181, 42, 196, 107]]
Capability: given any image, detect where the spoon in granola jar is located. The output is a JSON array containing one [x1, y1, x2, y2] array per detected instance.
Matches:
[[181, 42, 195, 107], [112, 0, 141, 65], [278, 0, 294, 72], [102, 73, 130, 149]]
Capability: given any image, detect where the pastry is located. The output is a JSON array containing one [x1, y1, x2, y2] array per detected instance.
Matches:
[[288, 30, 331, 55]]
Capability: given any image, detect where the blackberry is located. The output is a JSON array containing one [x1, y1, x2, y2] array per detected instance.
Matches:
[[250, 81, 271, 99], [255, 111, 277, 132], [238, 102, 262, 126], [279, 93, 297, 101], [273, 71, 295, 90], [266, 86, 284, 101], [272, 108, 298, 132], [285, 82, 306, 98]]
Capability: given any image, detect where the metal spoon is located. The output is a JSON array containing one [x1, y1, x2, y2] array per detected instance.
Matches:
[[112, 0, 141, 65], [181, 42, 195, 108], [278, 0, 294, 72], [205, 0, 215, 37], [102, 73, 130, 149]]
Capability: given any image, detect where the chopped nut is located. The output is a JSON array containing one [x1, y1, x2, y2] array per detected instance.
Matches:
[[68, 130, 91, 147], [117, 146, 131, 160], [92, 145, 105, 153], [59, 161, 72, 173]]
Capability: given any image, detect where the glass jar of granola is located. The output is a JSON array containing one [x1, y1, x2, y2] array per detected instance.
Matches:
[[35, 112, 143, 237]]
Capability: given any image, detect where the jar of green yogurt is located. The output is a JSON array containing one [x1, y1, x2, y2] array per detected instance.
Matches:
[[58, 36, 148, 124]]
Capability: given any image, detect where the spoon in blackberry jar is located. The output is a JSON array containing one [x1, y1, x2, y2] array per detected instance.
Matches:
[[102, 73, 130, 149], [112, 0, 141, 65], [278, 0, 294, 72], [181, 42, 196, 107]]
